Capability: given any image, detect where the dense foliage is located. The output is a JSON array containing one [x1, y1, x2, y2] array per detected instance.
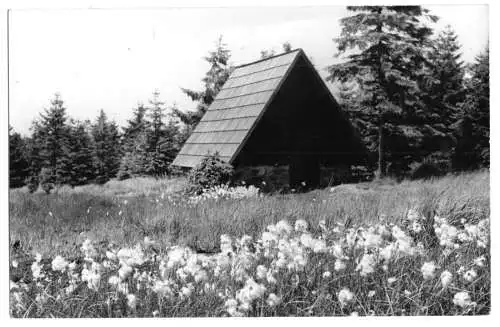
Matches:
[[329, 6, 489, 178], [187, 153, 235, 195]]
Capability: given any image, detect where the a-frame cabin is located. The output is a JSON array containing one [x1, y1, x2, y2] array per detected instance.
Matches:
[[173, 49, 366, 189]]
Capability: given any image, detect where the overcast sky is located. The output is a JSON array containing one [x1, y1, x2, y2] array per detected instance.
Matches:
[[8, 5, 489, 135]]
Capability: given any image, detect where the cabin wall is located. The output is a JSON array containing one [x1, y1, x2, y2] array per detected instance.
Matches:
[[233, 163, 354, 191], [233, 165, 289, 192]]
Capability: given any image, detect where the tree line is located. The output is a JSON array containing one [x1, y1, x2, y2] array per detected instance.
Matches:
[[9, 6, 489, 191], [330, 6, 489, 178]]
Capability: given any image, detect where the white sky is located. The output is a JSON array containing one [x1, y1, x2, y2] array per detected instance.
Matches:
[[8, 5, 489, 135]]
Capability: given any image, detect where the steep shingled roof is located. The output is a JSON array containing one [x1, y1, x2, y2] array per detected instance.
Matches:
[[173, 49, 303, 168]]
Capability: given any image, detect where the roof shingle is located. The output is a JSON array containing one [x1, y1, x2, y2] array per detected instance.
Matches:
[[173, 49, 302, 168]]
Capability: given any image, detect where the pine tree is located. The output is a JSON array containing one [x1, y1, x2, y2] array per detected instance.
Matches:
[[173, 36, 232, 130], [328, 6, 438, 178], [36, 93, 72, 189], [9, 126, 29, 188], [453, 48, 489, 169], [67, 120, 95, 186], [91, 109, 121, 184]]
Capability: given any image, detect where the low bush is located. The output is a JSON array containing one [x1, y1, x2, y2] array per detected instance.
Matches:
[[186, 153, 234, 195]]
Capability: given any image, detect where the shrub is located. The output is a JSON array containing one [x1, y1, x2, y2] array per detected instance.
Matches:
[[39, 167, 55, 194], [411, 154, 451, 180], [187, 153, 234, 195], [26, 175, 39, 193]]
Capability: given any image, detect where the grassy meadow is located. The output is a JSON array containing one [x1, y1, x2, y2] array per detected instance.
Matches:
[[10, 170, 489, 257], [9, 171, 490, 317]]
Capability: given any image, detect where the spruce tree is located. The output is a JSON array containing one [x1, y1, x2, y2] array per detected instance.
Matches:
[[91, 109, 121, 184], [9, 126, 29, 188], [118, 103, 149, 180], [328, 6, 438, 178], [425, 25, 465, 126], [173, 36, 232, 130], [122, 103, 148, 152], [453, 48, 489, 169], [146, 90, 180, 176], [67, 120, 95, 186], [36, 93, 72, 188], [25, 121, 44, 192]]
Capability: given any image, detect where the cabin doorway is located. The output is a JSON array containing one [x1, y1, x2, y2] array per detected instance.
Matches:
[[289, 155, 320, 190]]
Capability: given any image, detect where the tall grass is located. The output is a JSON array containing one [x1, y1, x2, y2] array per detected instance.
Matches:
[[9, 170, 489, 257]]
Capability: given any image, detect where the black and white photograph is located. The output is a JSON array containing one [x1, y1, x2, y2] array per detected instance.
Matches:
[[4, 1, 492, 319]]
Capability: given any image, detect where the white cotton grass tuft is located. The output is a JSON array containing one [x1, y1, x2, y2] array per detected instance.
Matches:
[[338, 288, 354, 307], [126, 294, 137, 310], [356, 253, 376, 276], [453, 291, 476, 308], [266, 293, 281, 307], [51, 255, 68, 271], [463, 269, 477, 283], [440, 270, 453, 288], [295, 219, 309, 233], [421, 261, 437, 280]]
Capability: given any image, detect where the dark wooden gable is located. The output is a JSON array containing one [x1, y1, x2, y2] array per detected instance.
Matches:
[[173, 49, 365, 169], [234, 53, 365, 167]]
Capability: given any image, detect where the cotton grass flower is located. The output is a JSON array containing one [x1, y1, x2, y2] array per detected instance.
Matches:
[[117, 245, 145, 267], [334, 259, 346, 272], [356, 253, 377, 276], [322, 271, 332, 278], [421, 261, 437, 280], [453, 291, 476, 308], [108, 275, 120, 286], [51, 255, 68, 271], [119, 264, 133, 280], [275, 220, 292, 236], [387, 277, 397, 285], [31, 261, 44, 280], [440, 270, 453, 288], [474, 255, 486, 267], [463, 269, 477, 282], [256, 265, 267, 280], [367, 290, 376, 298], [295, 219, 309, 233], [267, 293, 281, 307], [338, 288, 354, 307], [126, 294, 137, 310]]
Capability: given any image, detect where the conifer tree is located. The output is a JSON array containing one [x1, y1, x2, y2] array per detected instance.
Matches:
[[9, 126, 29, 188], [25, 121, 44, 192], [36, 93, 72, 188], [122, 103, 148, 152], [91, 109, 121, 184], [425, 25, 465, 126], [117, 103, 149, 180], [146, 90, 180, 176], [173, 36, 232, 130], [328, 6, 438, 177], [67, 120, 95, 186], [453, 48, 489, 169]]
